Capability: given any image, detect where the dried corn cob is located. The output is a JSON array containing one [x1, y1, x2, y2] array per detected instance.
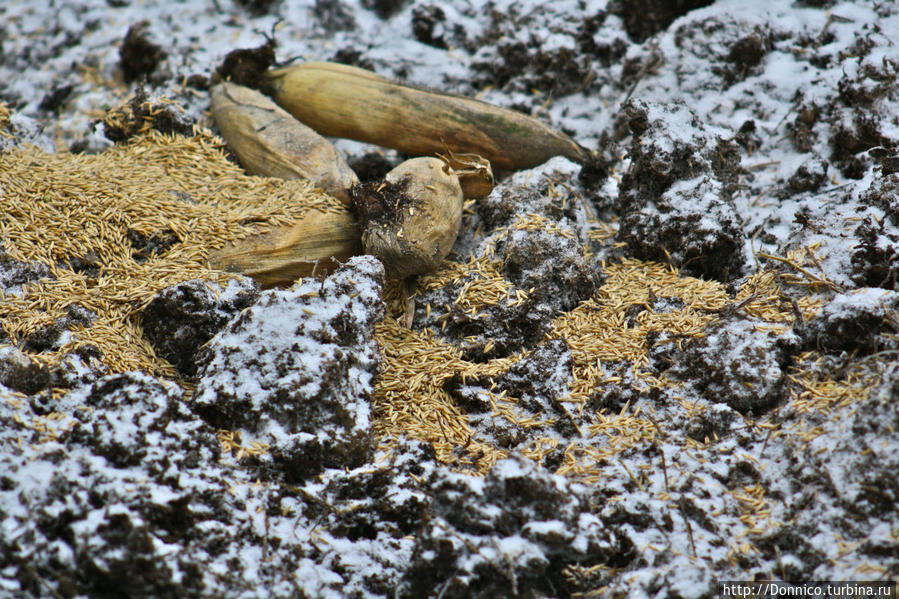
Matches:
[[266, 61, 590, 171], [211, 81, 359, 206]]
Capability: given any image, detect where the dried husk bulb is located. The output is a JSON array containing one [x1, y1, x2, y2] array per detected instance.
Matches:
[[351, 157, 463, 279], [210, 81, 358, 206]]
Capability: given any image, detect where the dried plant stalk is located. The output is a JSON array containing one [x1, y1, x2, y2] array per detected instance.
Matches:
[[266, 61, 590, 171]]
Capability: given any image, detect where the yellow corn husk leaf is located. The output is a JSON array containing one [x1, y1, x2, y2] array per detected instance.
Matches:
[[439, 152, 494, 199]]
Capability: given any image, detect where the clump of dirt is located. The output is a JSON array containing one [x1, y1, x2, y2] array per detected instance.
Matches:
[[851, 218, 899, 290], [673, 18, 772, 89], [781, 28, 899, 179], [216, 39, 277, 91], [403, 455, 634, 598], [140, 278, 259, 377], [616, 99, 747, 282], [234, 0, 279, 16], [350, 179, 415, 231], [610, 0, 714, 43], [779, 154, 829, 198], [497, 227, 598, 313], [119, 21, 168, 83], [411, 4, 451, 49], [798, 288, 899, 355], [789, 103, 821, 153], [0, 372, 223, 597], [719, 28, 772, 85], [0, 347, 52, 395], [471, 27, 594, 97], [21, 304, 96, 354], [314, 0, 358, 32], [313, 439, 435, 542], [412, 260, 555, 361], [126, 228, 180, 262], [38, 83, 75, 113], [330, 47, 375, 70], [0, 250, 50, 291], [447, 339, 584, 448], [859, 174, 899, 225], [665, 316, 799, 414], [348, 151, 402, 182], [361, 0, 408, 19], [192, 257, 384, 480]]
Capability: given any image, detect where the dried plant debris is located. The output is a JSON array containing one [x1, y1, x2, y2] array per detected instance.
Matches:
[[0, 129, 333, 378], [102, 90, 196, 143], [353, 157, 463, 279], [4, 0, 899, 596], [266, 61, 590, 171]]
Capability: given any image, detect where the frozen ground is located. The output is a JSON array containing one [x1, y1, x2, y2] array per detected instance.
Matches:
[[1, 0, 898, 597]]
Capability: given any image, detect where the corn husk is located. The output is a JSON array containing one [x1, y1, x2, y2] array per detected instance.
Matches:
[[266, 61, 591, 171], [208, 209, 361, 287], [439, 152, 494, 199], [211, 81, 358, 206]]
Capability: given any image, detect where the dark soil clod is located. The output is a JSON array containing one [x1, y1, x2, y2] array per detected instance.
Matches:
[[217, 39, 277, 91], [119, 22, 168, 83]]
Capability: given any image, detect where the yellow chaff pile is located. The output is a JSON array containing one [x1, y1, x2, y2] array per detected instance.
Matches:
[[0, 129, 340, 377]]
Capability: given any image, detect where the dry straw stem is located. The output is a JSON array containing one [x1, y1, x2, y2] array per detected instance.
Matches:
[[210, 81, 359, 206], [266, 61, 591, 171]]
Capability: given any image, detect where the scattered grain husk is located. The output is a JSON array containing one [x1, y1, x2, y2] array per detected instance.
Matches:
[[266, 61, 591, 171], [0, 129, 334, 377]]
